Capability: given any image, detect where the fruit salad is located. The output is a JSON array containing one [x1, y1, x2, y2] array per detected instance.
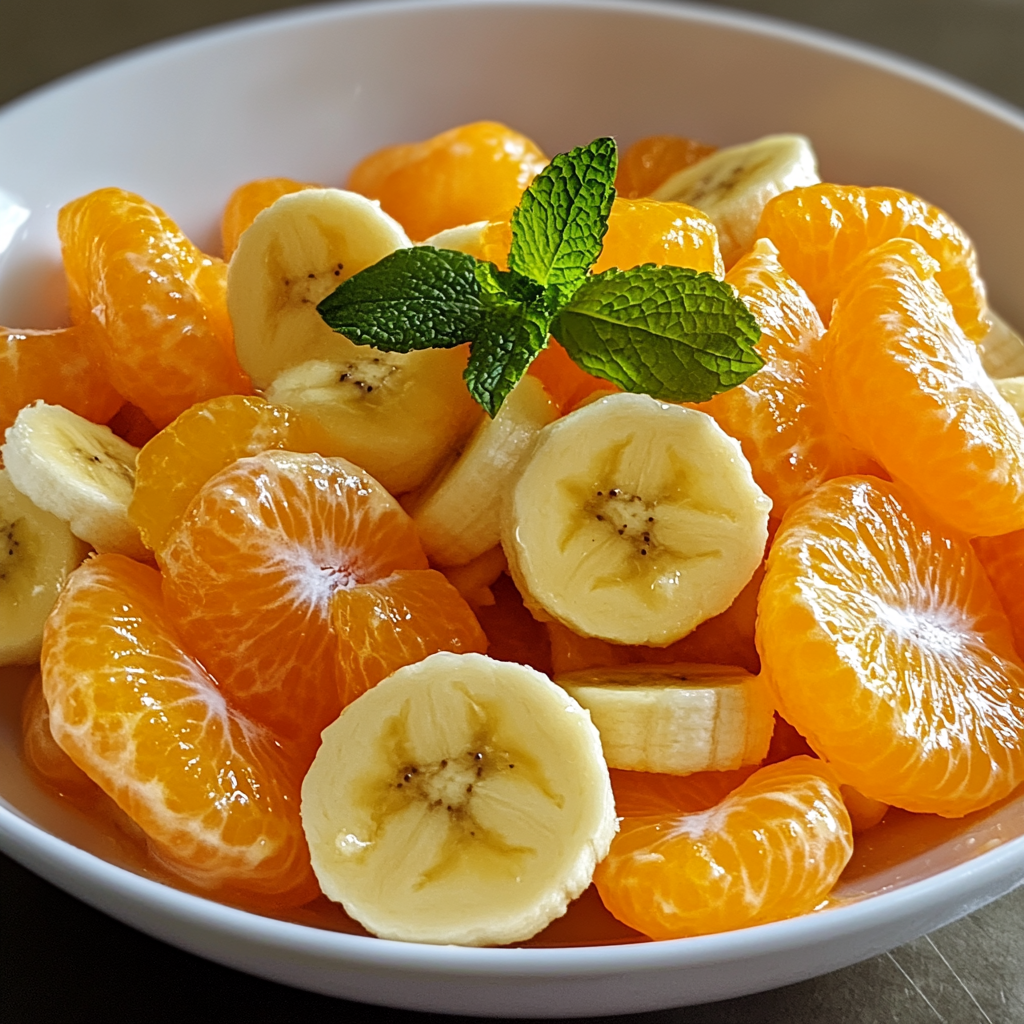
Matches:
[[3, 121, 1024, 948]]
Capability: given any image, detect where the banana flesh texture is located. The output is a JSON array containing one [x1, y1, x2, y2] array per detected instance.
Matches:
[[424, 221, 489, 259], [995, 377, 1024, 422], [0, 469, 88, 665], [264, 349, 481, 496], [557, 663, 774, 775], [409, 374, 558, 566], [980, 310, 1024, 380], [228, 188, 412, 389], [502, 393, 771, 646], [301, 651, 616, 945], [652, 134, 819, 267], [2, 402, 146, 559]]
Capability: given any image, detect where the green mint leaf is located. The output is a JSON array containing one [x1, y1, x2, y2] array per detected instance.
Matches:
[[464, 300, 552, 416], [317, 246, 484, 351], [550, 265, 763, 403], [508, 137, 617, 302]]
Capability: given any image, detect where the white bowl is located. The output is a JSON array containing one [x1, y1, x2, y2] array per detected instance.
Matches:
[[1, 0, 1023, 1016]]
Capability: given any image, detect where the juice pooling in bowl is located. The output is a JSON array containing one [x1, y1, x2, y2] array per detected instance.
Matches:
[[0, 0, 1019, 1007]]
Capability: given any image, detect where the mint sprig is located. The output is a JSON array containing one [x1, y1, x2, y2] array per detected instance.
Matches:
[[317, 137, 763, 415]]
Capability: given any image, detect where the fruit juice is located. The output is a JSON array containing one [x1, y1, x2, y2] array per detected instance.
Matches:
[[3, 121, 1024, 948]]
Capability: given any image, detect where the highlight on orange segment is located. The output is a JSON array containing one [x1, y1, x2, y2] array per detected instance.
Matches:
[[755, 183, 989, 341], [526, 341, 612, 414], [609, 766, 756, 817], [693, 239, 877, 517], [158, 450, 428, 757], [106, 402, 158, 448], [757, 476, 1024, 817], [58, 188, 251, 429], [40, 554, 318, 907], [331, 568, 488, 709], [1, 324, 121, 434], [974, 529, 1024, 658], [346, 121, 547, 241], [547, 555, 764, 676], [221, 177, 319, 260], [615, 135, 717, 200], [592, 198, 724, 277], [594, 757, 853, 939], [130, 394, 339, 557], [821, 238, 1024, 537]]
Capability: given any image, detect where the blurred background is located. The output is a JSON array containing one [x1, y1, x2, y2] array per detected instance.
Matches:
[[0, 1, 1022, 1022]]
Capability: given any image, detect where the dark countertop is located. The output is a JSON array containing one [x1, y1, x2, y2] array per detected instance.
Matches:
[[1, 2, 1023, 1021]]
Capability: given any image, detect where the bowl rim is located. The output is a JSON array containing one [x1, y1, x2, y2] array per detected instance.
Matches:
[[1, 0, 1023, 974]]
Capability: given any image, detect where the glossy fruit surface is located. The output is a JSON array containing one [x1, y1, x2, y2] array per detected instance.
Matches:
[[756, 183, 989, 341], [158, 451, 428, 755], [58, 188, 251, 428], [615, 135, 716, 199], [331, 568, 488, 709], [822, 238, 1024, 537], [221, 177, 318, 259], [757, 476, 1024, 817], [594, 757, 852, 939], [346, 121, 547, 240], [40, 554, 317, 906]]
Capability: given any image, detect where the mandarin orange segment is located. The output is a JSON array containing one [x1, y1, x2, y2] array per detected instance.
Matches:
[[58, 187, 251, 428], [609, 766, 756, 817], [615, 135, 716, 200], [159, 451, 428, 755], [592, 198, 724, 277], [693, 240, 877, 516], [822, 238, 1024, 537], [40, 554, 317, 906], [106, 402, 158, 448], [756, 183, 989, 341], [473, 572, 552, 676], [974, 529, 1024, 658], [1, 324, 121, 434], [346, 121, 547, 241], [757, 476, 1024, 817], [840, 785, 889, 833], [594, 757, 852, 939], [221, 177, 319, 260], [330, 568, 488, 709], [130, 394, 316, 556], [526, 340, 611, 414]]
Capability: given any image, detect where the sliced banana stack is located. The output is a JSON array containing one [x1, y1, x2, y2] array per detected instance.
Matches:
[[231, 188, 482, 495], [302, 652, 616, 945], [408, 374, 558, 566], [2, 402, 146, 559], [651, 134, 819, 267], [0, 470, 88, 665], [980, 310, 1024, 380], [557, 663, 774, 775], [502, 393, 771, 646]]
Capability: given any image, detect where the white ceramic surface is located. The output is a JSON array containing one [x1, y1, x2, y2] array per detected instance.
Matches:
[[1, 0, 1023, 1016]]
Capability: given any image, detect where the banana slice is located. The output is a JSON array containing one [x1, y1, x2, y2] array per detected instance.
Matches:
[[651, 134, 819, 267], [228, 187, 412, 388], [980, 310, 1024, 379], [556, 663, 774, 775], [2, 402, 146, 559], [502, 392, 771, 646], [995, 376, 1024, 422], [424, 221, 489, 259], [407, 374, 558, 566], [0, 469, 88, 665], [301, 651, 616, 946], [263, 349, 481, 496]]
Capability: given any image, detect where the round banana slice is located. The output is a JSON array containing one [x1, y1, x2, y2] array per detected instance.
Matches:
[[301, 651, 616, 946], [0, 469, 88, 665], [2, 402, 146, 559], [557, 663, 774, 775], [227, 187, 412, 388], [502, 392, 771, 646], [263, 348, 481, 496], [409, 374, 558, 566], [651, 134, 819, 267]]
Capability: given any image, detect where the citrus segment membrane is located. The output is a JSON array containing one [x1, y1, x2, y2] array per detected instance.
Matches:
[[41, 554, 317, 906], [822, 238, 1024, 537], [159, 451, 427, 754], [594, 756, 852, 939], [757, 476, 1024, 817]]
